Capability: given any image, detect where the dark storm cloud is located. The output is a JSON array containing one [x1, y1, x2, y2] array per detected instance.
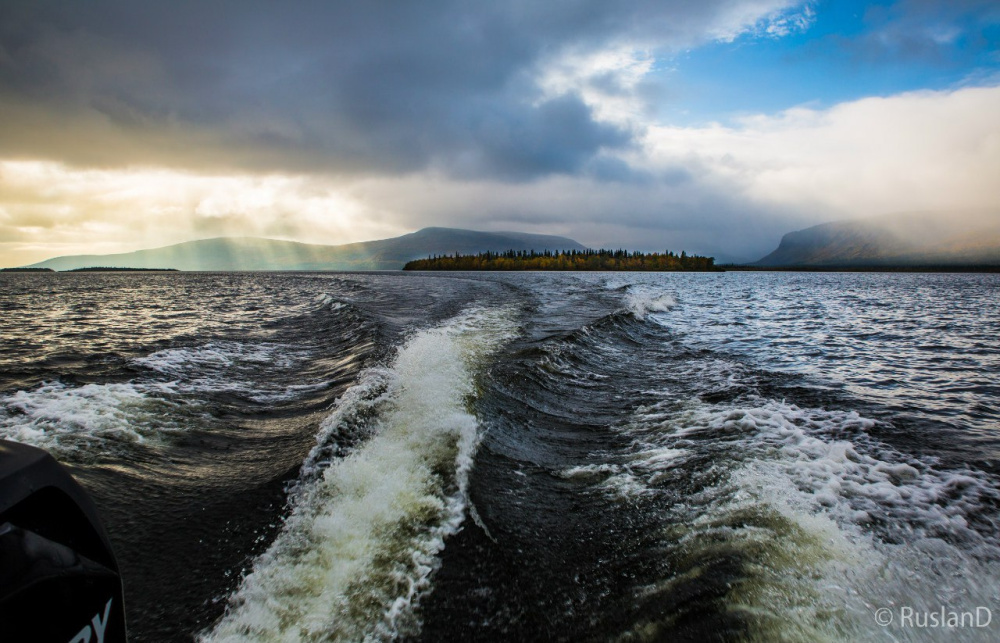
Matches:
[[0, 0, 794, 178]]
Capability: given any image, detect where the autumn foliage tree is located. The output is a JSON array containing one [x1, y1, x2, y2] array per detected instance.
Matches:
[[403, 248, 718, 271]]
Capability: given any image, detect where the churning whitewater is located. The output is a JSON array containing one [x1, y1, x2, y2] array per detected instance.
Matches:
[[204, 307, 518, 642], [0, 271, 998, 641]]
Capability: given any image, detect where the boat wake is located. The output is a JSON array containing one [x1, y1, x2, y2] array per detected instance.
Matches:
[[202, 307, 517, 642]]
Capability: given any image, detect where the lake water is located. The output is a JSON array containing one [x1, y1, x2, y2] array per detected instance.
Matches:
[[1, 271, 998, 641]]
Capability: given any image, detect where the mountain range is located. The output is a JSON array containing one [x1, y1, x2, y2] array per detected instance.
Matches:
[[26, 227, 585, 271], [20, 212, 1000, 271], [755, 211, 1000, 267]]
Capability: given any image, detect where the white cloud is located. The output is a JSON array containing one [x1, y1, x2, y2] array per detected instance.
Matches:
[[537, 45, 656, 127], [637, 84, 1000, 219], [707, 1, 816, 42], [533, 1, 816, 129]]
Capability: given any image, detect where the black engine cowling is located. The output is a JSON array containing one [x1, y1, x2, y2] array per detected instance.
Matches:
[[0, 440, 127, 642]]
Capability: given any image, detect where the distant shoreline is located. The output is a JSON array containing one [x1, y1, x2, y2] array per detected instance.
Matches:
[[4, 265, 999, 274], [65, 267, 179, 272]]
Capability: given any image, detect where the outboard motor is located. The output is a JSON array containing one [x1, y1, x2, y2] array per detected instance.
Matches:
[[0, 440, 127, 642]]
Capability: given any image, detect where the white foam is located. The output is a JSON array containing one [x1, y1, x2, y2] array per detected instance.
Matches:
[[132, 341, 319, 403], [202, 307, 517, 642], [623, 286, 676, 320], [597, 397, 1000, 640], [0, 339, 332, 459], [558, 463, 622, 481], [632, 447, 687, 469], [558, 448, 688, 498], [292, 366, 398, 490], [134, 341, 297, 376], [0, 381, 183, 456], [669, 401, 999, 549]]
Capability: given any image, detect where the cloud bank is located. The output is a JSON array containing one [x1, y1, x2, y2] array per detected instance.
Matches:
[[0, 0, 807, 176]]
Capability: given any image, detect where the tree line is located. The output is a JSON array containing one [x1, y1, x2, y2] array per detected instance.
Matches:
[[403, 248, 718, 271]]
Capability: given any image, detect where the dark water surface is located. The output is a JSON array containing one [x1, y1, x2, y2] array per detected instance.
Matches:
[[1, 271, 998, 641]]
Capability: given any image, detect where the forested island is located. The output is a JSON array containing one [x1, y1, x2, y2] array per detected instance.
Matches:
[[404, 249, 718, 271], [0, 267, 53, 272]]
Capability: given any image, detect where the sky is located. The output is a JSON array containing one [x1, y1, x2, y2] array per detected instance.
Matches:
[[1, 0, 998, 266]]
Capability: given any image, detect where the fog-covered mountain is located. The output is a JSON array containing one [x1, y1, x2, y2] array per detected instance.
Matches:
[[27, 227, 586, 271], [756, 211, 1000, 267]]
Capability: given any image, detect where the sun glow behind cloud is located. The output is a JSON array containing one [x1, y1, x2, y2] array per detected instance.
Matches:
[[0, 162, 400, 266]]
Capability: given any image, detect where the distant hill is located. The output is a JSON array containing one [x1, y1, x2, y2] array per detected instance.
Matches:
[[26, 227, 586, 271], [755, 211, 1000, 267]]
